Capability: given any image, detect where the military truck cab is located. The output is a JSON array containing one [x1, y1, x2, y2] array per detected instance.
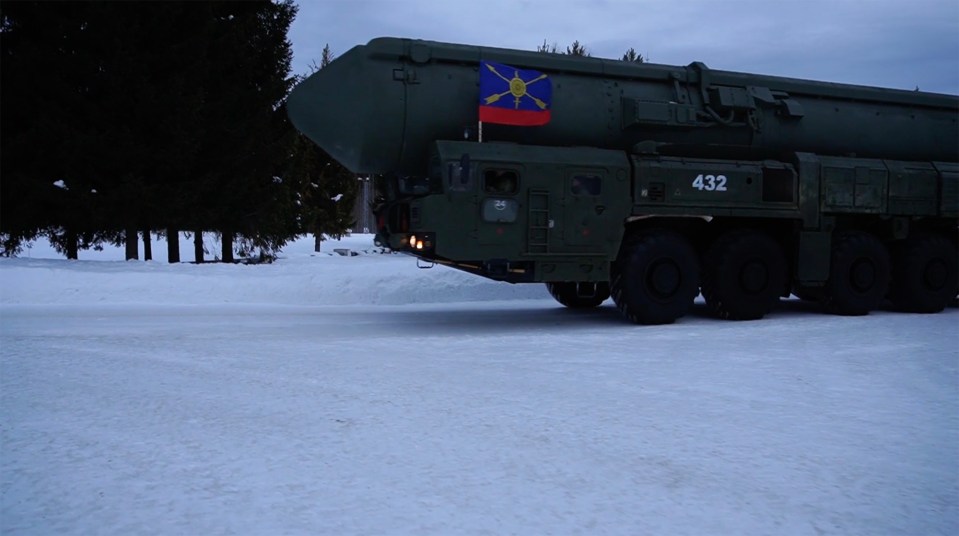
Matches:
[[380, 141, 632, 283]]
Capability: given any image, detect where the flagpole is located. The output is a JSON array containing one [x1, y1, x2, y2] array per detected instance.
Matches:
[[478, 120, 483, 143]]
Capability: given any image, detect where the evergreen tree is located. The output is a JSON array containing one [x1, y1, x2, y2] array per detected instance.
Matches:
[[1, 2, 212, 259], [535, 39, 589, 56], [2, 1, 300, 262], [622, 47, 645, 63], [533, 39, 644, 62], [0, 2, 94, 257], [565, 40, 590, 57], [279, 110, 358, 253], [536, 39, 558, 54], [320, 44, 334, 68], [57, 3, 210, 260], [284, 43, 358, 253], [190, 1, 298, 262]]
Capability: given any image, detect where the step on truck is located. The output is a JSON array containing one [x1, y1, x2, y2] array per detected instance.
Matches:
[[288, 37, 958, 324]]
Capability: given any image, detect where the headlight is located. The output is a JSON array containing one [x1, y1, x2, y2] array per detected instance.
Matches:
[[407, 233, 434, 251]]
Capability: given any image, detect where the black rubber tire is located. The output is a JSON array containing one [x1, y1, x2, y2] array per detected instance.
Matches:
[[701, 230, 787, 320], [822, 231, 891, 316], [545, 282, 610, 309], [610, 230, 700, 325], [888, 233, 958, 313]]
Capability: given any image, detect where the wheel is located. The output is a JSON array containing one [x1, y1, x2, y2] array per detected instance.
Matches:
[[888, 233, 958, 313], [546, 282, 610, 309], [701, 230, 787, 320], [610, 230, 700, 325], [822, 231, 890, 316]]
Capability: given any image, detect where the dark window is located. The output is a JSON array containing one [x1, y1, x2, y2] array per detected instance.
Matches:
[[571, 175, 601, 196], [484, 169, 519, 194]]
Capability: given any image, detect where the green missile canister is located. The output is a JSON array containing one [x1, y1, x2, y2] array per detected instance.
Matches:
[[288, 37, 957, 176]]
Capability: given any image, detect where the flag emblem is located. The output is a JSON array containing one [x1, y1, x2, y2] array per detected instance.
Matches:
[[479, 61, 552, 126]]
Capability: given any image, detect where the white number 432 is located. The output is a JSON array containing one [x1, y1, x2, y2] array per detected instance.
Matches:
[[692, 174, 728, 192]]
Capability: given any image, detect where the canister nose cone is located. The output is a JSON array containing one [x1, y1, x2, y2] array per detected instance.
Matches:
[[286, 43, 406, 175], [287, 62, 360, 172]]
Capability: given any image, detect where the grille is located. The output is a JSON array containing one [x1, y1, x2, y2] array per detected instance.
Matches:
[[648, 182, 665, 202]]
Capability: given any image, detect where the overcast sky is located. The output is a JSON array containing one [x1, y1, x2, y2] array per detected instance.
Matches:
[[288, 0, 959, 94]]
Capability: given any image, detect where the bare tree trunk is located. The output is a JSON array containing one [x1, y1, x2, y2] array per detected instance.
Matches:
[[314, 233, 322, 252], [194, 230, 204, 264], [167, 227, 180, 264], [65, 228, 79, 260], [125, 228, 138, 260], [221, 230, 234, 263], [142, 230, 153, 261]]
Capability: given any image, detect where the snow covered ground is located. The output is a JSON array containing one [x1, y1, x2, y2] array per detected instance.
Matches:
[[2, 234, 957, 535]]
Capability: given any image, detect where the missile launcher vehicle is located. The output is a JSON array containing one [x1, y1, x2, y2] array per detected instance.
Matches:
[[288, 37, 958, 324]]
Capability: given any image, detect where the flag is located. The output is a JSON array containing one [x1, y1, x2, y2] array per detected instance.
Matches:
[[478, 60, 552, 126]]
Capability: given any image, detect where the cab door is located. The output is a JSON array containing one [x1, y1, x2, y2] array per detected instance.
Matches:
[[476, 166, 524, 249], [562, 168, 629, 253]]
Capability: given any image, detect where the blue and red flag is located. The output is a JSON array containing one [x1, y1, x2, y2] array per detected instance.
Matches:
[[478, 61, 552, 126]]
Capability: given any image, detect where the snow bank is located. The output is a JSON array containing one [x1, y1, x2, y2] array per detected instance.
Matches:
[[0, 235, 548, 306]]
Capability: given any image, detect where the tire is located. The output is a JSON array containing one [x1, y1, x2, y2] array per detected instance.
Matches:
[[546, 282, 610, 309], [822, 231, 890, 316], [888, 233, 958, 313], [610, 230, 700, 325], [701, 230, 787, 320]]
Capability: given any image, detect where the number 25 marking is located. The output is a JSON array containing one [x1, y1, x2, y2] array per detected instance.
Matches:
[[692, 174, 728, 192]]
